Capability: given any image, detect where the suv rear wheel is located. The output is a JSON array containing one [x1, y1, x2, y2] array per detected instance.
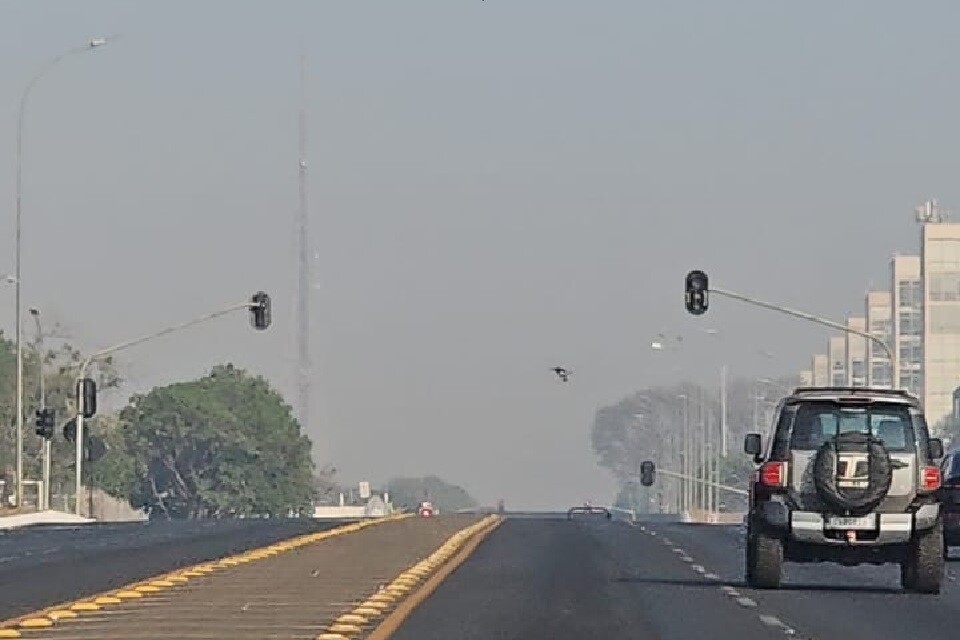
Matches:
[[901, 518, 944, 594], [746, 521, 783, 589]]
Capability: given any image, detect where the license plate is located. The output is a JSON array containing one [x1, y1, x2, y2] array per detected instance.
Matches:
[[825, 515, 876, 530]]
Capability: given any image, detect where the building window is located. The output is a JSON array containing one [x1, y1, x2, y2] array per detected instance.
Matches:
[[899, 310, 922, 337], [899, 280, 922, 309], [929, 272, 960, 302]]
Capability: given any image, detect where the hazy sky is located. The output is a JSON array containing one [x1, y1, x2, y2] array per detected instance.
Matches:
[[2, 2, 959, 509]]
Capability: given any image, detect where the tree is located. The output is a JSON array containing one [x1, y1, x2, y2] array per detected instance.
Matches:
[[592, 374, 799, 511], [107, 364, 315, 519], [0, 329, 122, 503], [386, 476, 478, 513]]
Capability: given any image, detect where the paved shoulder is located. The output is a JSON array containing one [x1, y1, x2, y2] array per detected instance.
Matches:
[[390, 518, 786, 640]]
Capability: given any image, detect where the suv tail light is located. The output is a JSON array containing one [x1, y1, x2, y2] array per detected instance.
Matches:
[[922, 466, 941, 490], [760, 461, 787, 488]]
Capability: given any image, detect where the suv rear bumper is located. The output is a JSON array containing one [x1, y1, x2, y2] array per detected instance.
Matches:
[[760, 502, 940, 545]]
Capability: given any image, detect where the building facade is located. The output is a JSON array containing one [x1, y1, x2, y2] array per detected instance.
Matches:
[[811, 354, 829, 386], [891, 254, 923, 397], [828, 336, 846, 387], [865, 290, 893, 388], [921, 223, 960, 430], [845, 317, 867, 387]]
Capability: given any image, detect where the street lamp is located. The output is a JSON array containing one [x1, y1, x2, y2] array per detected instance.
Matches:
[[14, 36, 113, 507], [29, 308, 50, 511]]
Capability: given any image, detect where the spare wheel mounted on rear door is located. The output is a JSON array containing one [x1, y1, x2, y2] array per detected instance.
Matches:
[[812, 431, 893, 516]]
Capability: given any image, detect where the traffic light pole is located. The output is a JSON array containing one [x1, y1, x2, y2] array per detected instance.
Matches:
[[709, 287, 900, 391], [72, 298, 266, 516], [656, 467, 748, 496]]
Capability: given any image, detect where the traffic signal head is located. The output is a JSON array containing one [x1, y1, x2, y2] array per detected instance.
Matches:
[[63, 417, 77, 443], [77, 378, 97, 418], [684, 270, 709, 315], [34, 408, 55, 439], [250, 291, 272, 330], [640, 460, 656, 487]]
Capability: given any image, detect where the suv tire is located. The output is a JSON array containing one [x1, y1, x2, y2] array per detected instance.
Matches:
[[746, 524, 783, 589], [901, 518, 944, 594]]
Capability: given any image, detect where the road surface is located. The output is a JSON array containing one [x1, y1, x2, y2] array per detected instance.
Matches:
[[391, 517, 960, 640]]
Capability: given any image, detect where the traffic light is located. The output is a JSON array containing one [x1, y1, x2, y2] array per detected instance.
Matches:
[[63, 417, 77, 443], [77, 378, 97, 418], [250, 291, 272, 330], [640, 460, 656, 487], [34, 408, 55, 439], [684, 270, 709, 315]]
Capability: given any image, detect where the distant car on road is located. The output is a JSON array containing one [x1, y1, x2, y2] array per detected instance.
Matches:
[[417, 501, 435, 518], [744, 387, 945, 593], [567, 503, 612, 520]]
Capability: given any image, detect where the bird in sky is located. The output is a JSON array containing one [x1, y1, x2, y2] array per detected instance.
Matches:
[[552, 366, 572, 382]]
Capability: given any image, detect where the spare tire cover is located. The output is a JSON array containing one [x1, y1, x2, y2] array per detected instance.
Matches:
[[812, 431, 893, 515]]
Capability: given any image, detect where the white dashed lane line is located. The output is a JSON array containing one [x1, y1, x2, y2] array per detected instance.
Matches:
[[643, 526, 806, 638], [759, 614, 797, 635]]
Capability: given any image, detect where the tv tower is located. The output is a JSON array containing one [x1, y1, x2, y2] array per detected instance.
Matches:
[[297, 54, 311, 438]]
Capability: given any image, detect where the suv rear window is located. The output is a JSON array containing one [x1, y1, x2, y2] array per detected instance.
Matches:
[[787, 401, 916, 452]]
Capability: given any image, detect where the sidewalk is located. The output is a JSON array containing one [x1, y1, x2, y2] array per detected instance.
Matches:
[[0, 510, 94, 530]]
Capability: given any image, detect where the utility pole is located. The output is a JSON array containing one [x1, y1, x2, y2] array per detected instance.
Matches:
[[297, 54, 312, 442], [720, 364, 728, 457]]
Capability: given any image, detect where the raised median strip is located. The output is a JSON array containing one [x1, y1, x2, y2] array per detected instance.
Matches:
[[0, 513, 497, 640], [0, 514, 411, 638]]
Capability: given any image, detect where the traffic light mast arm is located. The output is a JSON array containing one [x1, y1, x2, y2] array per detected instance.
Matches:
[[71, 297, 265, 516], [656, 467, 748, 496], [709, 286, 899, 389]]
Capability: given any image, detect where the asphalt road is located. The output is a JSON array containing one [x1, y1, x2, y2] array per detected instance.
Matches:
[[391, 517, 960, 640], [0, 518, 345, 621]]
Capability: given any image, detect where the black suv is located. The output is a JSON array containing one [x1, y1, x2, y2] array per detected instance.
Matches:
[[939, 449, 960, 557], [744, 387, 945, 593]]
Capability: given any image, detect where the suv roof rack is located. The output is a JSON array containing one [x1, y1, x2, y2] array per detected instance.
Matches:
[[790, 386, 915, 398], [787, 386, 920, 405]]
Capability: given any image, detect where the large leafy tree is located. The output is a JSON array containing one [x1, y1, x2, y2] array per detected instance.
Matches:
[[591, 374, 799, 511], [105, 364, 316, 519]]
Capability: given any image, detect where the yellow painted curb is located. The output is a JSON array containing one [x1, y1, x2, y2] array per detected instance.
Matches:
[[114, 590, 144, 599], [18, 618, 53, 629], [365, 515, 502, 640], [353, 607, 382, 617], [328, 623, 362, 634], [316, 634, 350, 640], [46, 610, 77, 621], [134, 585, 161, 593], [69, 603, 99, 612], [335, 614, 367, 625], [0, 629, 20, 638], [94, 596, 122, 605], [360, 601, 393, 611], [150, 580, 175, 587]]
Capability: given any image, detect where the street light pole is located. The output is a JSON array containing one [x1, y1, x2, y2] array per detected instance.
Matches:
[[73, 299, 263, 515], [29, 308, 48, 511], [710, 287, 900, 390], [14, 37, 112, 508]]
